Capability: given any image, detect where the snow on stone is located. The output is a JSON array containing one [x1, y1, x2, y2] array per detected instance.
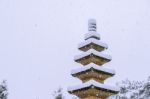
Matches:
[[71, 63, 115, 75], [84, 31, 100, 40], [78, 38, 108, 49], [68, 80, 120, 92], [74, 49, 112, 61]]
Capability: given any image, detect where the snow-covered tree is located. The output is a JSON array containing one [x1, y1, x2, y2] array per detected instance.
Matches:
[[138, 77, 150, 98], [109, 77, 150, 99], [0, 80, 8, 99], [53, 88, 64, 99]]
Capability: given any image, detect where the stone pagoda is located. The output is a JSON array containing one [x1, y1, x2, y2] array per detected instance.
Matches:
[[68, 19, 119, 99]]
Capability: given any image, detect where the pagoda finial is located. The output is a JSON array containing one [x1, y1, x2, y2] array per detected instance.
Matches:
[[88, 19, 97, 32]]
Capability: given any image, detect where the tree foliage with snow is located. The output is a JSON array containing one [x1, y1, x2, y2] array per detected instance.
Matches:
[[0, 80, 8, 99], [138, 77, 150, 98], [53, 88, 64, 99], [109, 76, 150, 99]]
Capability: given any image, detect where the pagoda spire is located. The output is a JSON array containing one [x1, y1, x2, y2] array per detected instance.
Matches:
[[88, 19, 97, 32], [68, 19, 119, 99], [85, 19, 100, 40]]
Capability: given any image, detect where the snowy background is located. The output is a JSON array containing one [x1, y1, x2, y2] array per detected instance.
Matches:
[[0, 0, 150, 99]]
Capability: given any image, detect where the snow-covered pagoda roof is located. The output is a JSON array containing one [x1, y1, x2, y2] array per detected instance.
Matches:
[[78, 38, 108, 50], [74, 49, 112, 61], [71, 63, 115, 76], [84, 32, 100, 40], [68, 80, 119, 93]]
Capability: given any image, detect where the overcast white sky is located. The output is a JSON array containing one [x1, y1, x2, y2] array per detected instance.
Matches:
[[0, 0, 150, 99]]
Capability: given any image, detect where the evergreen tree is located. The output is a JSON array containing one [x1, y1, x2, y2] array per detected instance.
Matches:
[[53, 88, 64, 99], [109, 77, 150, 99], [139, 77, 150, 98], [0, 80, 8, 99]]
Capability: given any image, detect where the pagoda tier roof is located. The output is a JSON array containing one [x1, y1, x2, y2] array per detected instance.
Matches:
[[84, 31, 100, 40], [71, 63, 115, 76], [74, 49, 111, 64], [78, 38, 108, 52], [68, 80, 119, 93]]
